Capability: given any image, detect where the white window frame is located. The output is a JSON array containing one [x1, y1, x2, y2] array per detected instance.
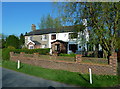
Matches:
[[41, 44, 47, 48], [51, 34, 56, 40], [28, 36, 32, 41], [42, 35, 47, 41], [29, 45, 34, 49]]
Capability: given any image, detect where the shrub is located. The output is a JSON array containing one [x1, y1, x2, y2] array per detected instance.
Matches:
[[10, 48, 50, 54], [2, 48, 50, 60], [7, 46, 15, 49], [2, 48, 11, 60]]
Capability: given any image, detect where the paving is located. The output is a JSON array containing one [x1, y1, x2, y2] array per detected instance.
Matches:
[[2, 67, 80, 89]]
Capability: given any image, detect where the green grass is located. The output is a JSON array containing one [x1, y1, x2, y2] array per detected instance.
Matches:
[[2, 60, 119, 87]]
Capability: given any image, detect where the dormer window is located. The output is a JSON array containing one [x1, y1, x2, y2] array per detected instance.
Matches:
[[51, 34, 56, 40]]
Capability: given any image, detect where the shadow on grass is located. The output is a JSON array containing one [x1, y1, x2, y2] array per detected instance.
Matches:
[[78, 74, 89, 83]]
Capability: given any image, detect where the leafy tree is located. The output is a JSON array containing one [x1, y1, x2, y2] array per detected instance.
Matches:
[[0, 34, 7, 48], [5, 35, 19, 49], [56, 2, 120, 61], [19, 33, 25, 48], [39, 14, 62, 29], [25, 32, 28, 35]]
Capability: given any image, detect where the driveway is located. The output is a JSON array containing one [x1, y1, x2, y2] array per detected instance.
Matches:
[[2, 68, 79, 88]]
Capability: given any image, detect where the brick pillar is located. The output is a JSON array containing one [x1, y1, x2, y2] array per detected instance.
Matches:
[[10, 52, 14, 56], [76, 55, 82, 63], [20, 52, 25, 54], [10, 52, 14, 60], [109, 52, 117, 75]]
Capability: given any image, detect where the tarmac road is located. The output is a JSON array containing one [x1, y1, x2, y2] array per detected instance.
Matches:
[[2, 68, 78, 89]]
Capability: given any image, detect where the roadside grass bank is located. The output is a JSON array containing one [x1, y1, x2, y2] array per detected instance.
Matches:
[[2, 60, 119, 87]]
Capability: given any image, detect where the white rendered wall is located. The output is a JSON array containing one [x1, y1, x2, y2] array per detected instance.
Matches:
[[48, 32, 69, 48]]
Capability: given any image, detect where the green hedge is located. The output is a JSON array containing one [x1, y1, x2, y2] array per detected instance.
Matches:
[[2, 48, 50, 60], [59, 53, 76, 57], [2, 48, 11, 60]]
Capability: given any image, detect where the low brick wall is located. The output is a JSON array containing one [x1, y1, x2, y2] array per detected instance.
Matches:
[[10, 52, 117, 75]]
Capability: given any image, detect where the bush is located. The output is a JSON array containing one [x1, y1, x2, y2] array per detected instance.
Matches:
[[59, 53, 76, 57], [7, 46, 15, 49], [10, 48, 50, 54], [2, 48, 11, 60], [2, 48, 50, 60]]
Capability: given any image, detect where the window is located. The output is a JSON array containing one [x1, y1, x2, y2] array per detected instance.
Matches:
[[69, 33, 78, 39], [51, 34, 56, 40], [64, 34, 67, 37], [29, 45, 34, 49], [28, 36, 32, 41], [69, 44, 78, 53], [55, 44, 60, 51], [42, 35, 47, 41], [41, 44, 47, 48]]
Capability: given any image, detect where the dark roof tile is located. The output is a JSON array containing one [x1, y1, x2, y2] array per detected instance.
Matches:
[[25, 26, 75, 36]]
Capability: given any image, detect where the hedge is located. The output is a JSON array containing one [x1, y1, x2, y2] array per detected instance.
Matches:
[[2, 48, 50, 60]]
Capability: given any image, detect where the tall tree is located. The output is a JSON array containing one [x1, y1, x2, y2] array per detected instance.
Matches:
[[0, 34, 7, 48], [6, 35, 19, 49], [39, 14, 62, 29], [56, 2, 120, 61], [19, 33, 25, 47]]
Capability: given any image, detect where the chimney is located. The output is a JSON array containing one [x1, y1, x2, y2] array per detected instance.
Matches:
[[31, 24, 36, 31]]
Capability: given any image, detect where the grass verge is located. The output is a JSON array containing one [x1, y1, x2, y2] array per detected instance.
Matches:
[[2, 60, 119, 87]]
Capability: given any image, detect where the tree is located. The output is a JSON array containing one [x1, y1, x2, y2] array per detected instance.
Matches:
[[19, 33, 25, 48], [5, 35, 19, 49], [0, 34, 7, 48], [56, 2, 120, 61], [39, 14, 62, 29], [25, 32, 28, 35]]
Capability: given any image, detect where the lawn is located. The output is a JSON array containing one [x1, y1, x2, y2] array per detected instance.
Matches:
[[2, 60, 119, 87]]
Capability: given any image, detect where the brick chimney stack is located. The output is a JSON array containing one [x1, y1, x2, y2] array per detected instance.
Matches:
[[31, 24, 36, 31]]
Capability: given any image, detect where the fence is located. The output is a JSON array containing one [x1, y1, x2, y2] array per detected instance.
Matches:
[[10, 52, 117, 75]]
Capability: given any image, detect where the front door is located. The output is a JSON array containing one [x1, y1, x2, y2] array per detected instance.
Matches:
[[55, 44, 60, 52]]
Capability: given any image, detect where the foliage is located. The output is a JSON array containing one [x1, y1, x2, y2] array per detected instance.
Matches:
[[56, 2, 120, 58], [5, 35, 20, 49], [7, 46, 15, 49], [39, 14, 62, 29], [2, 48, 11, 60], [2, 60, 119, 87], [19, 33, 25, 47], [2, 48, 50, 60], [0, 34, 7, 48], [11, 48, 50, 54], [59, 53, 76, 57]]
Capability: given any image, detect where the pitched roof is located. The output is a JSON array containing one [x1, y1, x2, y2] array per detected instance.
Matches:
[[27, 40, 41, 45], [32, 41, 41, 45], [51, 40, 68, 44], [25, 26, 75, 36]]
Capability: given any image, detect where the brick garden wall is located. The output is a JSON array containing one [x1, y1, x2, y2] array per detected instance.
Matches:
[[10, 52, 117, 75]]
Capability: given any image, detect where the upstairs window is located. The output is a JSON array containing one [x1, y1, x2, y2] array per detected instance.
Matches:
[[69, 33, 78, 39], [28, 36, 32, 41], [51, 34, 56, 40], [42, 35, 47, 41]]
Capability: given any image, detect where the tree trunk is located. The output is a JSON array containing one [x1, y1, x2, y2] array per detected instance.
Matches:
[[94, 44, 99, 58]]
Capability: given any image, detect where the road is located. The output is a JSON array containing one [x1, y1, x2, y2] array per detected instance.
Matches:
[[2, 68, 79, 89]]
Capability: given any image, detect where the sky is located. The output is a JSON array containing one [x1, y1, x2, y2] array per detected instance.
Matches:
[[2, 2, 58, 36]]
